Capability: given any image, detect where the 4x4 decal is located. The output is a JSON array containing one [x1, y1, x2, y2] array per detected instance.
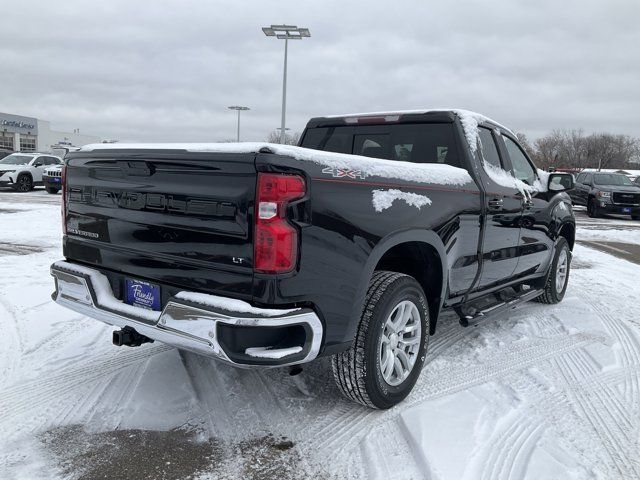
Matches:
[[322, 166, 367, 180]]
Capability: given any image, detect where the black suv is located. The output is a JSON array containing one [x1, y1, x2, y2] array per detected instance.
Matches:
[[570, 172, 640, 219]]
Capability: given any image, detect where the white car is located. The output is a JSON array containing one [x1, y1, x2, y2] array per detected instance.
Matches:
[[0, 153, 63, 192]]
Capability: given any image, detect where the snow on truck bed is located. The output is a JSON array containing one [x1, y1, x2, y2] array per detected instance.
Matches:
[[80, 141, 473, 186]]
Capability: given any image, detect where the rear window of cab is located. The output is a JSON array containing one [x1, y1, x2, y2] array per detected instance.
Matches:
[[300, 123, 461, 168]]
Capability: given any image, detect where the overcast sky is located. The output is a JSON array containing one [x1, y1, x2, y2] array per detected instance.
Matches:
[[1, 0, 639, 143]]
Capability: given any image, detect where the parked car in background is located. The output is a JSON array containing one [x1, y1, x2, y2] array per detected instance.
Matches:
[[0, 148, 12, 160], [569, 171, 640, 219], [43, 164, 63, 194], [0, 153, 62, 192]]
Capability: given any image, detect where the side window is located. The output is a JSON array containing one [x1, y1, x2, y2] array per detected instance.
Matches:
[[32, 156, 45, 167], [478, 128, 502, 168], [584, 173, 592, 185], [299, 127, 352, 154], [504, 136, 536, 185], [575, 173, 585, 183]]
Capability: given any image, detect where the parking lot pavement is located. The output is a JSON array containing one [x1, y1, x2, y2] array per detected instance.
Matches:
[[573, 206, 640, 229], [577, 240, 640, 264], [0, 187, 61, 205]]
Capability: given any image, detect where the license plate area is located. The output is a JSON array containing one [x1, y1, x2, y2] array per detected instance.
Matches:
[[124, 278, 161, 311], [622, 207, 631, 213]]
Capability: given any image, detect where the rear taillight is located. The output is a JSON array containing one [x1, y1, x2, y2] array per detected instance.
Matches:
[[254, 173, 306, 273], [61, 164, 67, 234]]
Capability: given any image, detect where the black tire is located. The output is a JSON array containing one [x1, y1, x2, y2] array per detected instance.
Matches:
[[45, 186, 60, 194], [534, 237, 571, 304], [632, 215, 640, 221], [13, 173, 33, 192], [332, 271, 429, 409], [587, 198, 599, 218]]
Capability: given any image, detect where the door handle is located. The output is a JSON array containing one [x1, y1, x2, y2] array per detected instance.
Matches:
[[488, 198, 504, 211]]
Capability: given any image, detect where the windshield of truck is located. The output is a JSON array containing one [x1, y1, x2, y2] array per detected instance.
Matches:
[[300, 123, 461, 168], [0, 154, 34, 165], [593, 174, 633, 186]]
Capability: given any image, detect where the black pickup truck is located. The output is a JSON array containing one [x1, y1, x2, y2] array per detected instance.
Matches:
[[51, 110, 575, 409]]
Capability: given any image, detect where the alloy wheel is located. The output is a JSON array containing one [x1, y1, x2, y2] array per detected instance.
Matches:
[[378, 300, 422, 386]]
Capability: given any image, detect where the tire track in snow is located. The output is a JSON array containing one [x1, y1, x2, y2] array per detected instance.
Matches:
[[178, 352, 238, 441], [0, 345, 170, 421], [554, 354, 640, 478], [0, 296, 22, 388], [302, 331, 601, 457], [478, 417, 543, 480], [178, 351, 309, 445], [534, 307, 640, 478], [360, 421, 428, 480], [582, 297, 640, 403]]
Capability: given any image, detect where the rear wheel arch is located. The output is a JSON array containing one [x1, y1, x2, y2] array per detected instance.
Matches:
[[348, 231, 447, 341]]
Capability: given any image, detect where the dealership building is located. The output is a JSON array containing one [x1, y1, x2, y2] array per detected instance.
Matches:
[[0, 112, 101, 153]]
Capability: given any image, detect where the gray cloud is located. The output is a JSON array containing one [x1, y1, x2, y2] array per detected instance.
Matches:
[[1, 0, 638, 142]]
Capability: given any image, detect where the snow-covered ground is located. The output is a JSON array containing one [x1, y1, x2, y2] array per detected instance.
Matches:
[[1, 190, 639, 479]]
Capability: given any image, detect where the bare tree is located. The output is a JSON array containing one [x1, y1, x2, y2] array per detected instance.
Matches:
[[525, 129, 639, 170], [266, 130, 301, 145]]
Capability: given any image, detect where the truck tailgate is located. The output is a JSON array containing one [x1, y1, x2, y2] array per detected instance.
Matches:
[[63, 150, 257, 300]]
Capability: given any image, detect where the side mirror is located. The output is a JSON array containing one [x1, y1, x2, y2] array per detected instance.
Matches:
[[548, 173, 574, 192]]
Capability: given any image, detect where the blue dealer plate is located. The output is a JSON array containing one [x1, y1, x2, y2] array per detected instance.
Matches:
[[125, 278, 161, 311], [52, 177, 60, 182], [622, 207, 631, 213]]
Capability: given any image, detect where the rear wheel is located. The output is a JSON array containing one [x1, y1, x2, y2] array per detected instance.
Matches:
[[587, 198, 600, 218], [332, 271, 429, 409], [13, 174, 33, 192], [534, 237, 571, 304]]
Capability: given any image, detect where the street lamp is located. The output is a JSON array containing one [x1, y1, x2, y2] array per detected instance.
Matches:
[[227, 106, 250, 142], [262, 24, 310, 144], [274, 127, 290, 144]]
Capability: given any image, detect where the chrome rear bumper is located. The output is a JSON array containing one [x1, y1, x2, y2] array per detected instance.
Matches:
[[50, 261, 323, 367]]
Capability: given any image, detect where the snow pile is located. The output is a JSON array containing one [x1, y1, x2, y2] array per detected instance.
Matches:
[[372, 189, 432, 212], [81, 142, 473, 187], [175, 291, 300, 317], [244, 346, 303, 359]]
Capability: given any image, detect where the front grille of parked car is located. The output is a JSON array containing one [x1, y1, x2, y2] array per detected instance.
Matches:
[[45, 170, 62, 178], [613, 192, 640, 205]]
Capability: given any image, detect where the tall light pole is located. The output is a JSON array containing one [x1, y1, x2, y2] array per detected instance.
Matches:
[[276, 127, 290, 144], [227, 106, 250, 142], [262, 24, 310, 144]]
